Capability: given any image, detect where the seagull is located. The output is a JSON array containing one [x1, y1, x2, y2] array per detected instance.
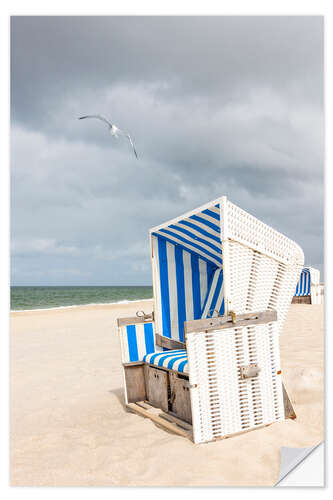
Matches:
[[78, 115, 138, 159]]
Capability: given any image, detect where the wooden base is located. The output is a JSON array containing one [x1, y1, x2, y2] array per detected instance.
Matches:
[[123, 365, 296, 441], [127, 401, 193, 440], [292, 296, 311, 304], [127, 385, 296, 442]]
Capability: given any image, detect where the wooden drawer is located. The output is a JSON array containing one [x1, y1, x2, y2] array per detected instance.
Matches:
[[144, 365, 169, 412], [169, 371, 192, 424]]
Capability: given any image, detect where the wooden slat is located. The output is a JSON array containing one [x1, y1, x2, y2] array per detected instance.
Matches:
[[127, 403, 192, 439], [282, 382, 297, 419], [123, 361, 144, 367], [124, 365, 146, 403], [159, 412, 193, 431], [117, 312, 154, 327], [135, 401, 151, 410], [155, 333, 186, 350], [184, 310, 277, 334]]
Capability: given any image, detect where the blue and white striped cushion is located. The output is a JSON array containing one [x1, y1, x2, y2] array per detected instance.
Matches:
[[143, 349, 189, 374], [123, 322, 156, 363]]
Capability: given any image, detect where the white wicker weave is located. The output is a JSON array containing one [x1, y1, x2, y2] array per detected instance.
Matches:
[[187, 320, 284, 444], [308, 267, 321, 305], [312, 286, 322, 305], [220, 197, 304, 333]]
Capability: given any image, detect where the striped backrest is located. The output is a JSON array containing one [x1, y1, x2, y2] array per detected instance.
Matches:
[[152, 234, 218, 342], [201, 268, 224, 318], [294, 268, 311, 296], [119, 322, 157, 363]]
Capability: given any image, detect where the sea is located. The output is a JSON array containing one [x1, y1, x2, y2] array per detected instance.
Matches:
[[10, 286, 153, 311]]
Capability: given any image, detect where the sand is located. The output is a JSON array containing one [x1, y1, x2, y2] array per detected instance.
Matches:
[[10, 302, 324, 486]]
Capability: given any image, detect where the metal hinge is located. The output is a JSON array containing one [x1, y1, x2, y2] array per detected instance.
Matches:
[[240, 363, 261, 380]]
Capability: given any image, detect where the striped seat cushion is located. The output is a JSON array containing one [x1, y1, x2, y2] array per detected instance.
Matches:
[[143, 349, 189, 374]]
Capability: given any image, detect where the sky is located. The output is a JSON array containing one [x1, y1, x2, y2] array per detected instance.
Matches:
[[11, 16, 324, 286]]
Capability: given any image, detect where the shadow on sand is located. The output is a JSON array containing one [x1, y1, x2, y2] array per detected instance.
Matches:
[[108, 387, 127, 409]]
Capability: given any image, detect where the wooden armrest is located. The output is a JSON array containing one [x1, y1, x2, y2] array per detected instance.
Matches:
[[184, 310, 277, 334], [117, 312, 154, 327], [155, 333, 186, 350]]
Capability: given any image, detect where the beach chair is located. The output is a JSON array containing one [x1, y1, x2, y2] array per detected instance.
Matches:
[[293, 267, 322, 305], [117, 196, 304, 443]]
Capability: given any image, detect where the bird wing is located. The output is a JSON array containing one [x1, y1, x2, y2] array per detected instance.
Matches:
[[78, 115, 112, 127], [116, 127, 138, 159], [126, 134, 138, 159]]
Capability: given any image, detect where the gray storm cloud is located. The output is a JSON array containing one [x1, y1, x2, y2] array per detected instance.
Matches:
[[11, 16, 324, 285]]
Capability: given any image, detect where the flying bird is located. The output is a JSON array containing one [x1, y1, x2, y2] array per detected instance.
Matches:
[[78, 115, 138, 159]]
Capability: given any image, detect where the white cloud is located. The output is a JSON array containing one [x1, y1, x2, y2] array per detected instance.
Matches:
[[12, 238, 80, 257]]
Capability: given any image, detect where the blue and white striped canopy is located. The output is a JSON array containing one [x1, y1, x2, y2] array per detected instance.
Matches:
[[153, 205, 222, 267], [295, 267, 311, 297], [294, 267, 311, 296], [151, 203, 224, 342]]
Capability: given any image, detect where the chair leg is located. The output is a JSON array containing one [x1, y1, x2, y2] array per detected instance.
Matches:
[[282, 382, 296, 419]]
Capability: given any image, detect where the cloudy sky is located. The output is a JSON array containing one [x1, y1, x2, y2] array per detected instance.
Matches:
[[11, 16, 324, 285]]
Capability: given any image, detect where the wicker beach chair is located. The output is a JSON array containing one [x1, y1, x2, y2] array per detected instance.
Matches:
[[293, 267, 322, 304], [117, 196, 304, 443]]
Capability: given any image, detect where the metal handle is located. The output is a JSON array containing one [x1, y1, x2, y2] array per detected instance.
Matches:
[[136, 310, 154, 322]]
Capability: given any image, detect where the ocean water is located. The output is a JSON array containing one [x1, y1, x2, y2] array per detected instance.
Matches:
[[11, 286, 153, 311]]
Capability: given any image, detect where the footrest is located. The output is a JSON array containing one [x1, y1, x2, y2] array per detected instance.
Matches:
[[127, 402, 193, 439]]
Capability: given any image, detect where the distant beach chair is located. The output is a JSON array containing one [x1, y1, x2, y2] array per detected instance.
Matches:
[[292, 267, 322, 304], [117, 196, 303, 443]]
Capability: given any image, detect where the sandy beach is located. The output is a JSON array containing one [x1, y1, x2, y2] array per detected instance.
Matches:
[[10, 301, 324, 486]]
